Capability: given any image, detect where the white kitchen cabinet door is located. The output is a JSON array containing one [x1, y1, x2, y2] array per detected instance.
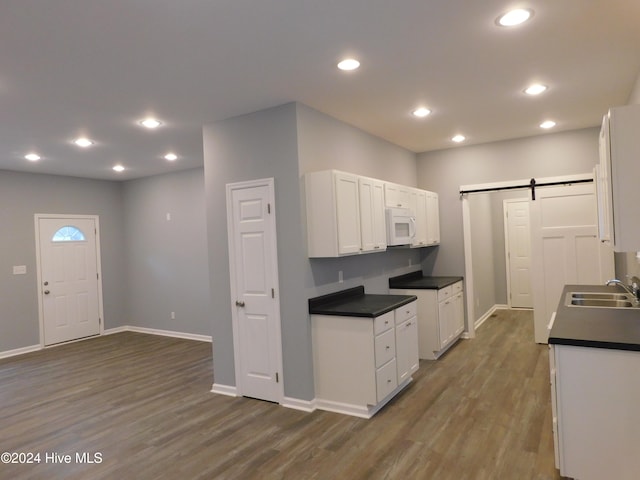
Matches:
[[598, 105, 640, 251], [335, 172, 362, 255], [410, 189, 428, 247], [395, 317, 419, 384], [359, 177, 387, 253], [452, 291, 465, 337], [438, 298, 452, 349], [384, 182, 411, 209], [426, 191, 440, 245]]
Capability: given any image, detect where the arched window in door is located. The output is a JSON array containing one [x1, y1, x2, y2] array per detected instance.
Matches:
[[52, 225, 86, 242]]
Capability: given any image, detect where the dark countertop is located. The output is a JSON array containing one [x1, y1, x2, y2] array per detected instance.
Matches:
[[549, 284, 640, 352], [388, 271, 463, 290], [308, 286, 417, 318]]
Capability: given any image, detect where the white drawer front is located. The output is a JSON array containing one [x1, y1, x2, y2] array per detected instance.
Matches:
[[395, 300, 417, 325], [374, 311, 394, 335], [374, 328, 396, 368], [376, 358, 398, 402], [437, 285, 452, 302], [452, 281, 463, 294]]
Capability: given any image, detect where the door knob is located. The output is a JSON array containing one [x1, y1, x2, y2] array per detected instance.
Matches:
[[235, 300, 245, 307], [44, 290, 50, 295]]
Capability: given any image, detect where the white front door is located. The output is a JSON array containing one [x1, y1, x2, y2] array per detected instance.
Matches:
[[504, 199, 533, 308], [226, 178, 283, 403], [530, 183, 614, 343], [36, 216, 102, 346]]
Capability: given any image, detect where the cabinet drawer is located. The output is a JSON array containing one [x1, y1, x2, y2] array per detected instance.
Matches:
[[376, 358, 398, 402], [395, 300, 417, 325], [374, 328, 396, 368], [374, 311, 394, 335], [437, 285, 452, 302], [452, 281, 463, 294]]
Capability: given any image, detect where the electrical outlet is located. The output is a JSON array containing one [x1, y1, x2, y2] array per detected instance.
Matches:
[[171, 311, 176, 320], [338, 270, 343, 283]]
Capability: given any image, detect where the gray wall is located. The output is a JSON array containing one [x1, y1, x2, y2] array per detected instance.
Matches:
[[203, 102, 425, 401], [122, 168, 211, 336], [0, 170, 126, 352], [417, 128, 599, 316]]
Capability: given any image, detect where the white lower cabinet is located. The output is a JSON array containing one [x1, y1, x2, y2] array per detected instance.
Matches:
[[391, 281, 464, 360], [312, 301, 418, 418], [550, 344, 640, 480]]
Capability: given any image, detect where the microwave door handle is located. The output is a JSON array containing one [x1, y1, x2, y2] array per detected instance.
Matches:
[[409, 217, 416, 238]]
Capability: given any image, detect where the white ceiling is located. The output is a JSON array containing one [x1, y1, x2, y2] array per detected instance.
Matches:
[[1, 0, 639, 180]]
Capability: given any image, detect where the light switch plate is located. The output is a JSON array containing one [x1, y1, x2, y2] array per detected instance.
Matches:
[[13, 265, 27, 275]]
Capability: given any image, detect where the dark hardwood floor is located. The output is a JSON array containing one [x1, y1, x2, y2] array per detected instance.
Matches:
[[0, 310, 562, 479]]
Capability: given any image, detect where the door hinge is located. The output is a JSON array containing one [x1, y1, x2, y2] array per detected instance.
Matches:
[[267, 203, 271, 214], [97, 273, 99, 280], [99, 317, 102, 325], [271, 288, 275, 298], [275, 372, 279, 383]]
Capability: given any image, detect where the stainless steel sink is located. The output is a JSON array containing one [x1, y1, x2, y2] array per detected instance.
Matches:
[[566, 291, 638, 308], [570, 292, 629, 301]]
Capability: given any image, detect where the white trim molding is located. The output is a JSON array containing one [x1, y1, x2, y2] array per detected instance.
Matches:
[[117, 326, 212, 343], [282, 397, 316, 413], [211, 383, 239, 397], [472, 304, 508, 332], [0, 344, 41, 360]]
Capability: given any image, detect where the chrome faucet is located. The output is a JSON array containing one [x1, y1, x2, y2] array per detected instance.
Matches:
[[606, 278, 640, 301]]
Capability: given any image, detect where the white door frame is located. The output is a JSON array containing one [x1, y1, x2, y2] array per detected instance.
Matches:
[[225, 178, 284, 403], [503, 198, 532, 309], [461, 173, 593, 336], [34, 213, 105, 348]]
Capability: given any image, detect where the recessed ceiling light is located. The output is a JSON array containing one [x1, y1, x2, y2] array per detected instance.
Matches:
[[337, 58, 360, 71], [164, 153, 178, 161], [452, 134, 466, 143], [540, 120, 556, 129], [524, 83, 548, 96], [74, 137, 94, 148], [412, 107, 431, 118], [113, 165, 125, 172], [140, 117, 162, 129], [497, 8, 533, 27], [25, 153, 41, 161]]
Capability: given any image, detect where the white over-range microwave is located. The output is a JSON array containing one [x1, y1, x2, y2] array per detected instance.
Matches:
[[385, 207, 416, 246]]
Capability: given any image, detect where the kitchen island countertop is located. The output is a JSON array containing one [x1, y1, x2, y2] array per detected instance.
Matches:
[[549, 284, 640, 351]]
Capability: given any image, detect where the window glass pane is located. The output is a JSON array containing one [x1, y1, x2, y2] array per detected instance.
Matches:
[[52, 226, 86, 242]]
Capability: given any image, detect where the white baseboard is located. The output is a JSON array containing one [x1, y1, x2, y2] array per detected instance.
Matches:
[[2, 326, 211, 360], [282, 396, 316, 413], [474, 304, 508, 330], [104, 325, 211, 342], [0, 344, 41, 360], [211, 383, 239, 397]]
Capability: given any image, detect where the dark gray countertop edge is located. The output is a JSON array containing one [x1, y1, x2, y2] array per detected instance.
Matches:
[[308, 286, 417, 318], [388, 271, 463, 290]]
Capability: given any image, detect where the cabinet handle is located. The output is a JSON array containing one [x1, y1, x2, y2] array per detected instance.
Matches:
[[407, 322, 411, 326], [387, 379, 392, 383], [386, 345, 390, 350]]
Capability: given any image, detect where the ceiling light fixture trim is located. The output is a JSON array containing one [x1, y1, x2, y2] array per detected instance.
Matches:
[[337, 58, 360, 71], [496, 8, 534, 27]]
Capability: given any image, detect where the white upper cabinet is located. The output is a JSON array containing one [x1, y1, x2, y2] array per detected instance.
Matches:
[[426, 191, 440, 246], [359, 176, 387, 252], [409, 188, 440, 247], [305, 170, 440, 257], [305, 170, 385, 257], [384, 182, 411, 209], [598, 105, 640, 252]]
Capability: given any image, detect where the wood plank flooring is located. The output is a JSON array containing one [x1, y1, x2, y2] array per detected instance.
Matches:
[[0, 310, 562, 479]]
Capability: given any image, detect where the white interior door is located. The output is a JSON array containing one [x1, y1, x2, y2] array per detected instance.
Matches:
[[37, 216, 101, 346], [226, 178, 283, 403], [504, 199, 533, 308], [530, 183, 614, 343]]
